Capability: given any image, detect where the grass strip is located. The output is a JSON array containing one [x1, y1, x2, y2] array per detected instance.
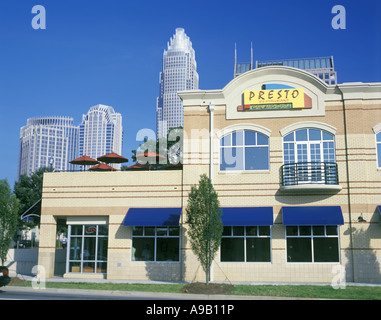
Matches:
[[9, 278, 381, 300]]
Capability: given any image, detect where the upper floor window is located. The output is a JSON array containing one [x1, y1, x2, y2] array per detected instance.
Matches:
[[220, 130, 269, 171], [283, 128, 335, 164]]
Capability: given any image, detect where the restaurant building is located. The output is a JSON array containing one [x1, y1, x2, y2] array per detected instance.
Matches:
[[38, 66, 381, 284]]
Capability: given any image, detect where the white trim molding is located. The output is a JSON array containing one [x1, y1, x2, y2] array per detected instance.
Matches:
[[280, 121, 337, 137], [216, 123, 272, 139], [372, 123, 381, 134]]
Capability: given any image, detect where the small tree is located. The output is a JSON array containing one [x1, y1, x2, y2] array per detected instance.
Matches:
[[0, 179, 19, 265], [186, 174, 223, 284]]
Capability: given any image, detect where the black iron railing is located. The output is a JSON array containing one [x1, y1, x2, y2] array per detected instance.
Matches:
[[280, 162, 339, 187]]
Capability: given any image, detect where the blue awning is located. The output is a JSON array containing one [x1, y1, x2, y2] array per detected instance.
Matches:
[[123, 208, 182, 226], [282, 206, 344, 226], [221, 207, 273, 226]]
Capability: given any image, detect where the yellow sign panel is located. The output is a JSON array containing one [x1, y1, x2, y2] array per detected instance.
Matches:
[[241, 88, 305, 111]]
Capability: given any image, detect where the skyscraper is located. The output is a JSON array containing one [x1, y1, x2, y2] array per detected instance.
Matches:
[[79, 104, 123, 167], [18, 116, 78, 179], [156, 28, 199, 139], [234, 46, 337, 85], [256, 56, 337, 85]]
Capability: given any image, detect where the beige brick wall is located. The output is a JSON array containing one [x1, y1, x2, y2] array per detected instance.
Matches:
[[181, 97, 381, 284], [38, 74, 381, 283]]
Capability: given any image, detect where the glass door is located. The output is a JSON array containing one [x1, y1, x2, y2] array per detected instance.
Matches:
[[296, 143, 308, 182], [296, 142, 325, 183], [310, 142, 323, 182], [67, 224, 108, 274]]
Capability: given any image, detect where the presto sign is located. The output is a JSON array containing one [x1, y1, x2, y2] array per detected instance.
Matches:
[[238, 88, 310, 111]]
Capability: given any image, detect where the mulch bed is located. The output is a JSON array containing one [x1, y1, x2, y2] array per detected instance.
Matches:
[[182, 282, 234, 295]]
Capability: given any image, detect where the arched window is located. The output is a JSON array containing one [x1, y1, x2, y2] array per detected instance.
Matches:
[[283, 128, 335, 164], [282, 128, 336, 184], [220, 130, 269, 171]]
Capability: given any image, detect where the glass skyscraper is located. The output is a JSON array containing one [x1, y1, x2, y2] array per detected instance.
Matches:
[[18, 116, 79, 179], [256, 56, 337, 85], [156, 28, 199, 139], [79, 104, 123, 168], [234, 46, 337, 85]]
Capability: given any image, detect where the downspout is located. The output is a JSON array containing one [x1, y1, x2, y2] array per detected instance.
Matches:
[[337, 85, 356, 283], [180, 166, 184, 282], [209, 101, 215, 184], [208, 101, 215, 283]]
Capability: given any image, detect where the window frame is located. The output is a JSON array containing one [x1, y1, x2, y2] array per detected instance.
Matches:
[[220, 226, 272, 263], [282, 128, 336, 165], [66, 224, 109, 274], [285, 225, 340, 263], [376, 132, 381, 168], [219, 129, 270, 172], [131, 226, 181, 263]]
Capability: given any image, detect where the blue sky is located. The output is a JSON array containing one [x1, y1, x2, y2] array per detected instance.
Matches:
[[0, 0, 380, 188]]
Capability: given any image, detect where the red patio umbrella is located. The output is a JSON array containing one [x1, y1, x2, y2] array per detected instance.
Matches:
[[69, 155, 99, 171], [89, 163, 116, 171], [70, 155, 99, 165], [135, 151, 166, 165], [97, 152, 129, 164], [124, 163, 152, 170]]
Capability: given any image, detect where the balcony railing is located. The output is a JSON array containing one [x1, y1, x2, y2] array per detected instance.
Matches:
[[280, 162, 340, 191]]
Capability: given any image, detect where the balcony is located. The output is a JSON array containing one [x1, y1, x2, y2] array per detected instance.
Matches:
[[280, 162, 342, 193]]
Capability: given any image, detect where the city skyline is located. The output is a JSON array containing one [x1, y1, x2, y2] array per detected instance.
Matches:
[[17, 105, 124, 179], [0, 0, 380, 187]]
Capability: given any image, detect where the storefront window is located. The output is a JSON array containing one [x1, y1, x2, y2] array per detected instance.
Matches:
[[221, 226, 271, 262], [286, 225, 339, 263], [220, 130, 269, 171], [67, 224, 108, 273], [132, 226, 180, 262]]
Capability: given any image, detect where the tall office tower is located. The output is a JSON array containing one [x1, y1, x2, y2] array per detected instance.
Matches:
[[18, 116, 79, 179], [234, 47, 337, 85], [156, 28, 199, 139], [79, 104, 123, 167]]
